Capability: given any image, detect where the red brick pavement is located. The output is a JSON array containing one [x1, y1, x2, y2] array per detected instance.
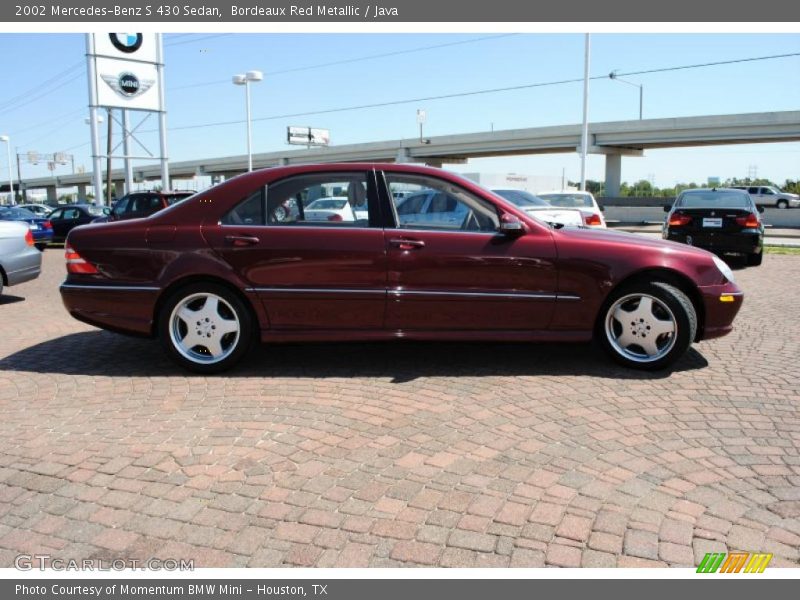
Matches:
[[0, 250, 798, 567]]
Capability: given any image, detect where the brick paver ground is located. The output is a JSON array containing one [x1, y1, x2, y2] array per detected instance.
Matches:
[[0, 250, 798, 568]]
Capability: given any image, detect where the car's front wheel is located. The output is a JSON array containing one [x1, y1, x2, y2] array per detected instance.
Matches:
[[598, 281, 696, 370], [158, 283, 254, 374], [776, 200, 788, 209]]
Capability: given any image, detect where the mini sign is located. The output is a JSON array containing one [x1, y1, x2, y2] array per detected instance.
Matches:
[[287, 126, 330, 146]]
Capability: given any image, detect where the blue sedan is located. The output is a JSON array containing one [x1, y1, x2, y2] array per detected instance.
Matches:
[[0, 206, 53, 250]]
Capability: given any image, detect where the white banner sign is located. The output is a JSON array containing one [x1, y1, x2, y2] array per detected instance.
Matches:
[[94, 56, 161, 111]]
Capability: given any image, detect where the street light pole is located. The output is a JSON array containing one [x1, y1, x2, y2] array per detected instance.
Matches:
[[579, 34, 590, 192], [0, 135, 15, 204], [233, 70, 263, 172], [609, 70, 643, 120]]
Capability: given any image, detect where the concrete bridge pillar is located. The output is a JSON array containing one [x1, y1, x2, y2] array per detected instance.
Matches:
[[114, 181, 125, 198], [46, 185, 57, 203], [604, 154, 622, 197], [77, 184, 87, 200]]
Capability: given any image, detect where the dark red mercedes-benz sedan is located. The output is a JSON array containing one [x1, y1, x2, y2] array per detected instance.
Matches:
[[60, 163, 743, 373]]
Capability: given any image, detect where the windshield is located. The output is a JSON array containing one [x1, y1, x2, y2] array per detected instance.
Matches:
[[164, 193, 194, 205], [0, 207, 36, 220], [677, 191, 751, 209], [308, 199, 347, 210], [493, 189, 549, 208], [538, 193, 594, 208], [85, 205, 110, 216]]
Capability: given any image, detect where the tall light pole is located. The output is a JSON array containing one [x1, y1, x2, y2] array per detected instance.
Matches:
[[0, 135, 15, 204], [579, 34, 591, 192], [232, 70, 263, 172], [609, 70, 643, 120]]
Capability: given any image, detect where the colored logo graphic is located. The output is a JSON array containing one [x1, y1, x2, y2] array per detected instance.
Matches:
[[109, 33, 143, 53], [696, 552, 772, 573], [100, 72, 155, 100]]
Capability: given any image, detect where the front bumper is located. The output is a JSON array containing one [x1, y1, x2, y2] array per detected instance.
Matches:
[[697, 281, 743, 340]]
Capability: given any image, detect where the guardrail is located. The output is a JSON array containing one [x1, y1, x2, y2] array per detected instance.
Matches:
[[598, 197, 800, 227]]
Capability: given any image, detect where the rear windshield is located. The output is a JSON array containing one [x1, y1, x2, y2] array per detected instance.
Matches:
[[308, 199, 347, 209], [86, 205, 109, 216], [0, 207, 36, 219], [493, 190, 548, 208], [538, 193, 594, 208], [677, 191, 751, 209]]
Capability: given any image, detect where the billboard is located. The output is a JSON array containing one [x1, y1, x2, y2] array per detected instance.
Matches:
[[287, 126, 331, 146]]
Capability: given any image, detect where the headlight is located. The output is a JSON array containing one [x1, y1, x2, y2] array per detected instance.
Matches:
[[712, 255, 735, 284]]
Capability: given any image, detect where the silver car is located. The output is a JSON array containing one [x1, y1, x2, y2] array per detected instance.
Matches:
[[0, 221, 41, 296]]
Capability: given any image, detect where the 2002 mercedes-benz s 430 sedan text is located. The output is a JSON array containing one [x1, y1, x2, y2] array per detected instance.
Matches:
[[60, 164, 743, 373]]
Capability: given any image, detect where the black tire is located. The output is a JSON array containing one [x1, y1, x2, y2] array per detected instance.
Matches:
[[35, 243, 47, 252], [776, 200, 788, 209], [596, 281, 697, 371], [747, 252, 763, 266], [157, 282, 254, 374]]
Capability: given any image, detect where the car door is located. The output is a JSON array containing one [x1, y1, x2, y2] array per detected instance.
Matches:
[[379, 170, 558, 331], [50, 208, 81, 241], [202, 170, 388, 330]]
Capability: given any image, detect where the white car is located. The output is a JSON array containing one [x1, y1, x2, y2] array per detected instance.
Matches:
[[304, 197, 368, 223], [536, 190, 606, 228], [16, 203, 53, 218], [492, 189, 585, 228]]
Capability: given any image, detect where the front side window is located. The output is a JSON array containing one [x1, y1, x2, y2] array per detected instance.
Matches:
[[385, 173, 498, 232], [222, 189, 264, 225]]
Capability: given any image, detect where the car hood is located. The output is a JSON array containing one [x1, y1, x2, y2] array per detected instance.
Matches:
[[554, 225, 714, 258]]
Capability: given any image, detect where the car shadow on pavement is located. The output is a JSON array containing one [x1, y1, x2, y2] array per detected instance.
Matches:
[[0, 294, 25, 305], [0, 330, 708, 382]]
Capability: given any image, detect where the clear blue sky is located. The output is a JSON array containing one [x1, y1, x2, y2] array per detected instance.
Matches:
[[1, 32, 798, 188]]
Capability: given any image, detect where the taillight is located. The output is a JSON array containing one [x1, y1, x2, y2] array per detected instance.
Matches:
[[735, 213, 759, 228], [582, 212, 602, 227], [24, 230, 34, 246], [43, 220, 52, 230], [65, 246, 98, 274], [668, 213, 692, 227], [327, 214, 343, 222]]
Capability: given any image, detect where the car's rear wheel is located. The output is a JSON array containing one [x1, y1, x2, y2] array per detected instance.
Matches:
[[158, 283, 253, 374], [598, 281, 696, 370], [747, 251, 763, 266]]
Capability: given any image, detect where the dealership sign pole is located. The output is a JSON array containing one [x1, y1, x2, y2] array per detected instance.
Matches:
[[85, 33, 168, 203]]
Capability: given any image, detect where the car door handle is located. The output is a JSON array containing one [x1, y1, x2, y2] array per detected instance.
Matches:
[[389, 238, 425, 250], [224, 234, 260, 247]]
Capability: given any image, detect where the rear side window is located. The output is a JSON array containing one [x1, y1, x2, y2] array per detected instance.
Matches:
[[266, 172, 372, 227]]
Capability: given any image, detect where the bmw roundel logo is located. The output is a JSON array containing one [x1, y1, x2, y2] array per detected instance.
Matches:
[[118, 72, 141, 96], [109, 33, 143, 53]]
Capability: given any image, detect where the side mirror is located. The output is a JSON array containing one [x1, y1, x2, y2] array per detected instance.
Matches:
[[598, 204, 605, 212], [757, 205, 765, 214], [663, 205, 671, 212], [498, 213, 525, 236]]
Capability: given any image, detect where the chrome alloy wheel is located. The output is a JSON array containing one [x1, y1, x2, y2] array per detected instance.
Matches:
[[168, 293, 240, 364], [604, 293, 678, 363]]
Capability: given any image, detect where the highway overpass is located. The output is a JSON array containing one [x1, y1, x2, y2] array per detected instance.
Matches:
[[10, 110, 800, 199]]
